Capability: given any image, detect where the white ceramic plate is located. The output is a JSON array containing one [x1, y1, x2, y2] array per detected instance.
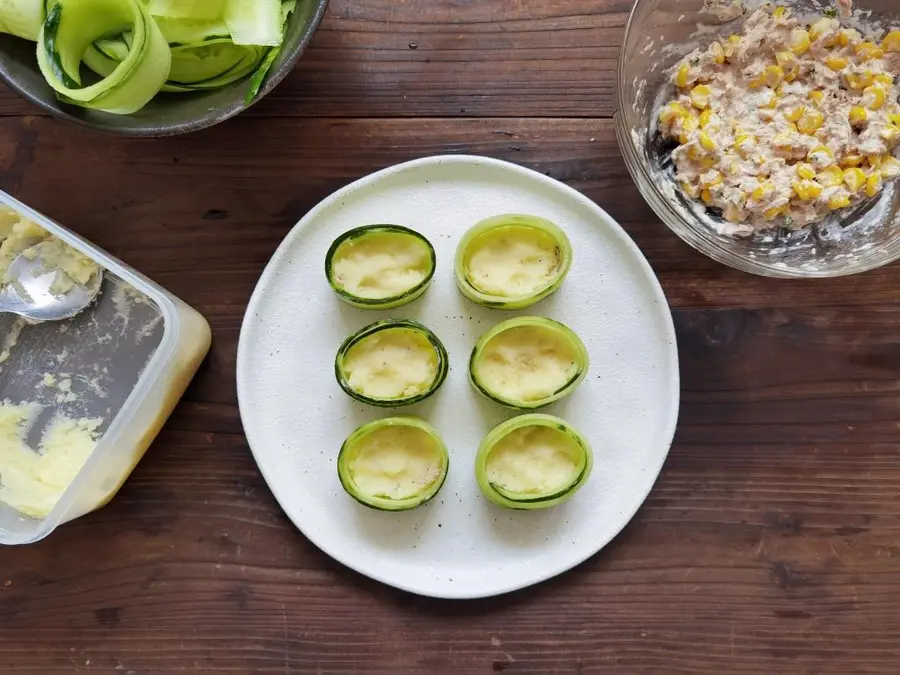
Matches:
[[237, 155, 679, 599]]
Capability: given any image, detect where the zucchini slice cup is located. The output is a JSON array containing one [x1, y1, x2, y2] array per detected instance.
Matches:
[[469, 317, 588, 410], [336, 319, 449, 407], [475, 414, 592, 510], [454, 214, 572, 309], [338, 417, 449, 511], [325, 225, 436, 309]]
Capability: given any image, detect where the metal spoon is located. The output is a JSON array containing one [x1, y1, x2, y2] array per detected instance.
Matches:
[[0, 251, 103, 322]]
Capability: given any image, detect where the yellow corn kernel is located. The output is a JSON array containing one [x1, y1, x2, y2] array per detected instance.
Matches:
[[843, 167, 867, 192], [797, 110, 825, 135], [867, 154, 884, 169], [874, 73, 894, 86], [836, 30, 853, 48], [734, 134, 755, 157], [862, 85, 886, 110], [677, 114, 699, 144], [762, 90, 779, 109], [723, 34, 741, 59], [681, 181, 700, 198], [764, 205, 788, 221], [748, 70, 767, 89], [826, 56, 848, 72], [659, 102, 686, 126], [882, 30, 900, 52], [751, 181, 774, 201], [701, 189, 715, 205], [891, 114, 900, 127], [690, 84, 712, 109], [773, 7, 789, 19], [810, 18, 837, 44], [881, 156, 900, 178], [866, 172, 883, 198], [701, 171, 723, 188], [808, 90, 825, 105], [709, 41, 725, 65], [784, 105, 805, 123], [828, 194, 852, 210], [792, 180, 824, 201], [806, 145, 834, 169], [675, 63, 691, 88], [698, 131, 717, 152], [772, 133, 794, 147], [775, 51, 796, 69], [698, 157, 717, 170], [765, 65, 784, 88], [849, 106, 868, 127], [785, 66, 800, 83], [796, 163, 817, 180], [841, 154, 864, 168], [791, 28, 811, 55], [699, 109, 719, 128], [819, 166, 845, 187], [881, 124, 900, 144], [687, 144, 705, 161], [856, 42, 885, 62], [846, 70, 875, 90]]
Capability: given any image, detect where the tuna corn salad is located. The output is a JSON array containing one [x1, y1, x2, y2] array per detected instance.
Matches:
[[658, 5, 900, 233]]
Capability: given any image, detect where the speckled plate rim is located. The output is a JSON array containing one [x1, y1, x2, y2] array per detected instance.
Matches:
[[236, 154, 681, 599]]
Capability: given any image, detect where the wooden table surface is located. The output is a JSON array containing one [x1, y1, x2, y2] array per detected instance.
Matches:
[[2, 2, 900, 673]]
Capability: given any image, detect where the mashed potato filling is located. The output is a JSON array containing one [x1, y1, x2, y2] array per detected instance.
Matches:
[[348, 426, 443, 500], [475, 325, 578, 403], [343, 327, 438, 400], [465, 225, 562, 297], [331, 231, 429, 300], [486, 425, 581, 497], [0, 401, 101, 518], [0, 205, 99, 294], [659, 6, 900, 233]]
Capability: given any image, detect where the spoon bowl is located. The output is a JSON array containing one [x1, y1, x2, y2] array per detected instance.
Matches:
[[1, 251, 103, 321]]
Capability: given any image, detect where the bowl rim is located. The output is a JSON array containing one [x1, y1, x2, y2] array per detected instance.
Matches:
[[0, 0, 329, 138], [614, 0, 900, 279]]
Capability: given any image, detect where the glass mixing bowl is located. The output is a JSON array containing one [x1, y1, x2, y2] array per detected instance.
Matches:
[[615, 0, 900, 277]]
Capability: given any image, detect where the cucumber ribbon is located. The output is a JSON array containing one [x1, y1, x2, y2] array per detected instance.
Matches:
[[0, 0, 295, 114], [38, 0, 171, 114]]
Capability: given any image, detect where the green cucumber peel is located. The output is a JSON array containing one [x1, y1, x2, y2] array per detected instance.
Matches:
[[37, 0, 172, 114], [147, 0, 226, 21], [0, 0, 46, 40]]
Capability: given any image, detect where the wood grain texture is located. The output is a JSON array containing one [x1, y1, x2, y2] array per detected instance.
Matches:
[[2, 115, 898, 312], [1, 1, 900, 673], [0, 0, 631, 120]]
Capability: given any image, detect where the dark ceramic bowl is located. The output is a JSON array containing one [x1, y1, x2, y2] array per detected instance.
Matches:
[[0, 0, 328, 137]]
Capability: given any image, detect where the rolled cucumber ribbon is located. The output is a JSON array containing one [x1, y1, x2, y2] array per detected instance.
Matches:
[[0, 0, 46, 41], [36, 0, 171, 114]]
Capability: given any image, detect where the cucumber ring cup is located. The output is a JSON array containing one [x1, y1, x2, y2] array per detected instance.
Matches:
[[335, 319, 449, 408], [454, 214, 573, 310], [469, 316, 589, 410], [338, 416, 450, 511], [325, 225, 436, 310], [475, 414, 593, 510]]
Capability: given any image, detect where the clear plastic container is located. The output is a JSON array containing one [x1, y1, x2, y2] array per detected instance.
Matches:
[[615, 0, 900, 278], [0, 190, 211, 544]]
